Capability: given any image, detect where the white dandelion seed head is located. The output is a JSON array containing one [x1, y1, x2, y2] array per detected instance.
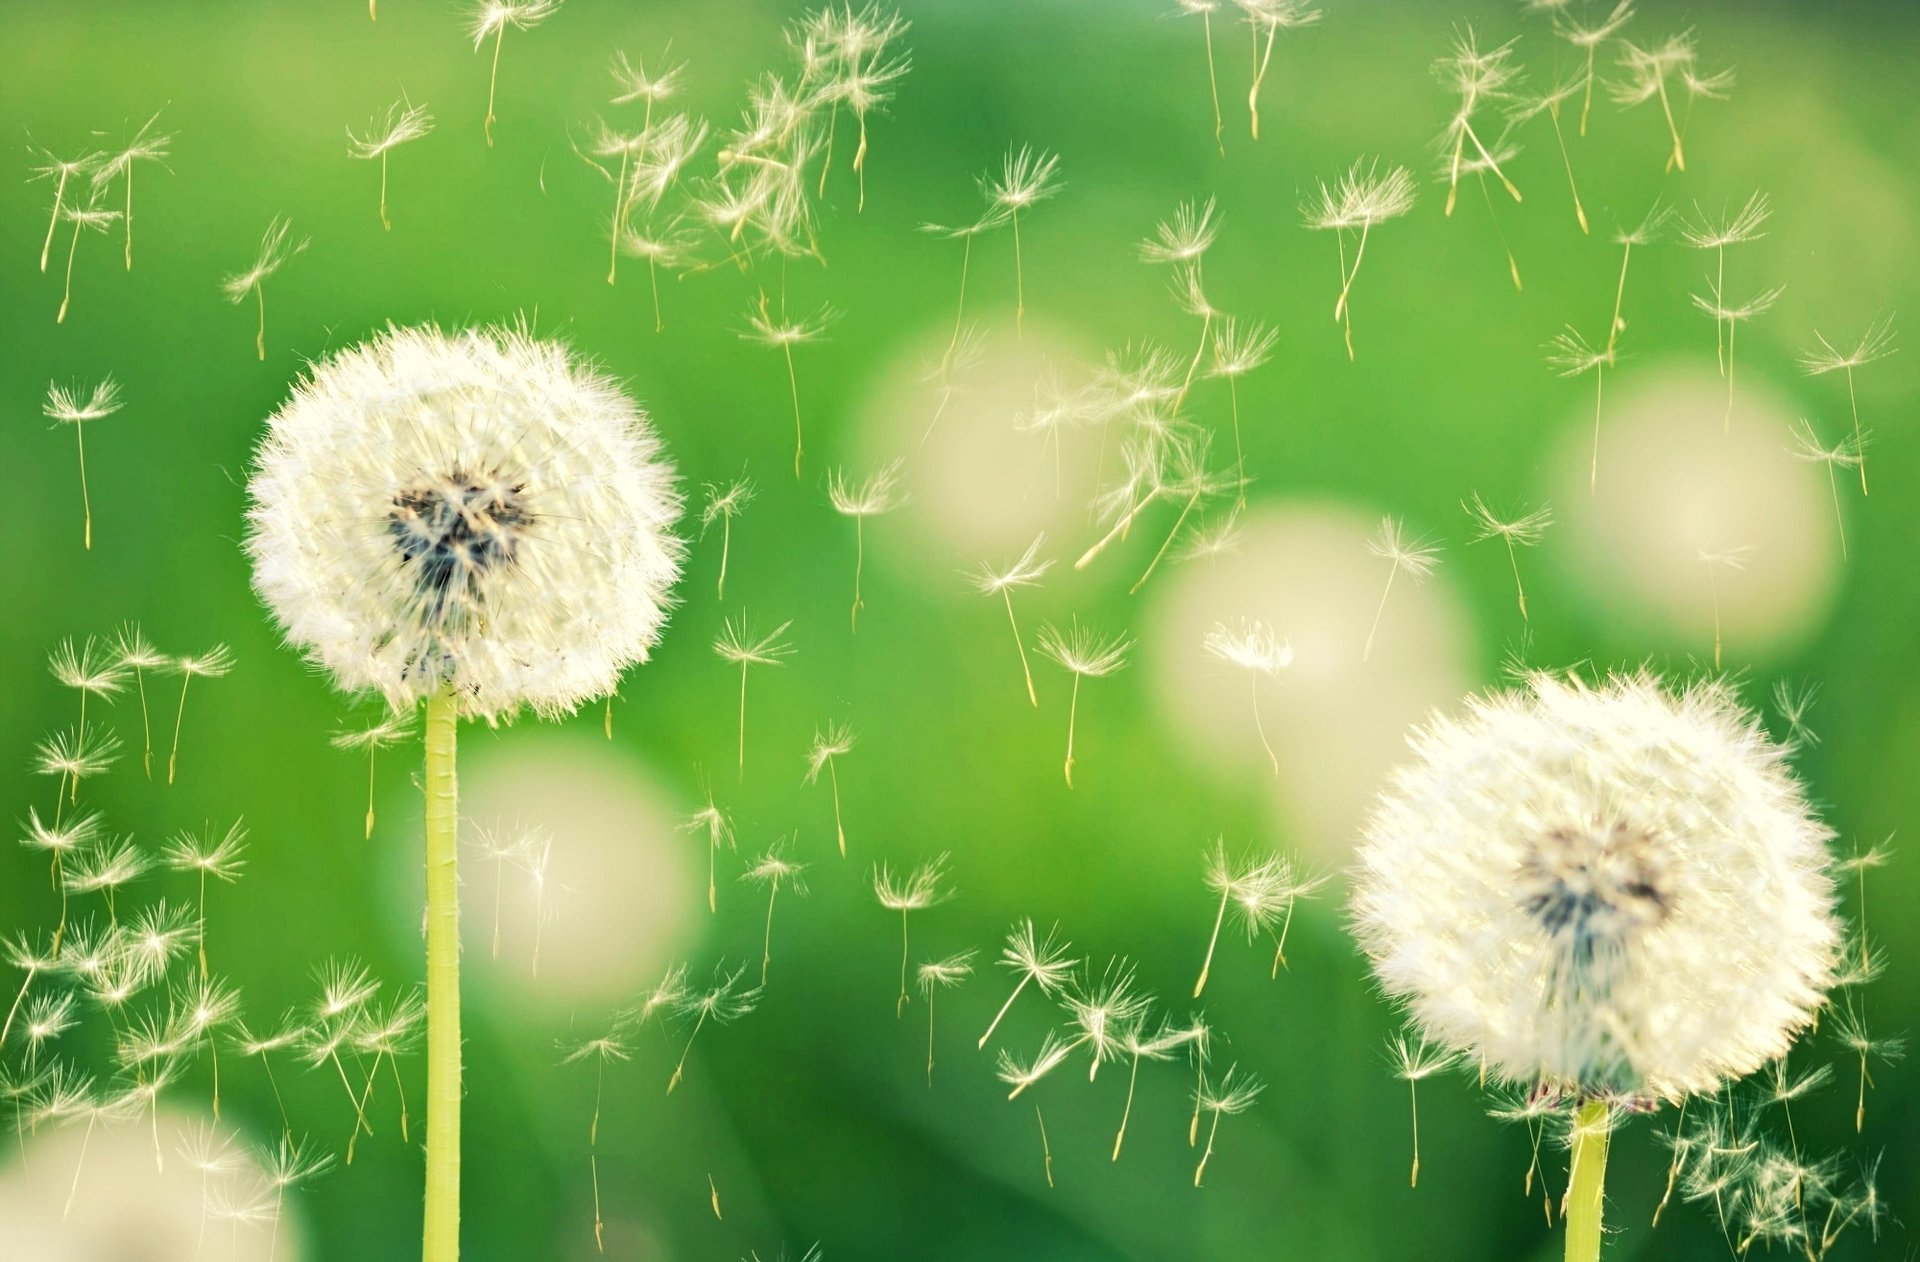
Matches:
[[245, 323, 684, 723], [1352, 670, 1841, 1101]]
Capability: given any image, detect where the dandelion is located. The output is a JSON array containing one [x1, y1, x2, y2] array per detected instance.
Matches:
[[221, 217, 308, 361], [874, 854, 953, 1017], [1786, 418, 1863, 562], [1555, 0, 1634, 136], [1176, 0, 1227, 152], [1695, 543, 1752, 671], [1064, 959, 1151, 1082], [744, 295, 838, 478], [742, 841, 808, 987], [998, 1030, 1076, 1100], [804, 722, 856, 856], [1202, 620, 1292, 775], [1353, 671, 1842, 1260], [985, 145, 1063, 335], [1547, 326, 1615, 494], [666, 962, 760, 1093], [468, 0, 563, 146], [1301, 159, 1416, 360], [978, 920, 1076, 1050], [700, 476, 756, 600], [916, 950, 975, 1085], [1034, 620, 1132, 788], [160, 820, 247, 978], [52, 196, 118, 324], [29, 145, 99, 273], [348, 97, 436, 231], [41, 376, 126, 552], [1239, 0, 1322, 141], [1191, 1063, 1263, 1186], [1361, 517, 1441, 662], [1800, 316, 1896, 495], [1464, 494, 1551, 623], [1206, 317, 1276, 501], [162, 644, 234, 785], [90, 110, 171, 271], [969, 534, 1054, 707], [714, 614, 793, 782], [1433, 29, 1523, 219], [1509, 75, 1590, 233], [246, 323, 683, 1262], [561, 1020, 632, 1252], [1111, 1019, 1186, 1160], [682, 793, 735, 915], [330, 712, 415, 839], [1611, 31, 1714, 172]]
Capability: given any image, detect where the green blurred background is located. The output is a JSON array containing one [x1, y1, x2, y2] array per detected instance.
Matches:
[[2, 1, 1916, 1258]]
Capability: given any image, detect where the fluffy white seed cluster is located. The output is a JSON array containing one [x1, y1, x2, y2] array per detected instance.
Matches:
[[245, 323, 683, 721], [1352, 671, 1839, 1101]]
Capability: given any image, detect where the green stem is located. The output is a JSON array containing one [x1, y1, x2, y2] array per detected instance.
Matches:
[[423, 692, 461, 1261], [1564, 1099, 1611, 1262]]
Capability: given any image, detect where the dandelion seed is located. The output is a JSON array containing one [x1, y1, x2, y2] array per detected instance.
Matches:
[[221, 217, 308, 361], [90, 110, 170, 271], [330, 712, 414, 839], [1554, 0, 1633, 136], [1490, 1087, 1561, 1220], [1140, 197, 1220, 268], [985, 146, 1063, 336], [1361, 517, 1441, 662], [978, 921, 1076, 1050], [29, 145, 100, 273], [1034, 620, 1132, 788], [52, 196, 118, 324], [232, 1013, 305, 1140], [714, 615, 793, 782], [1238, 0, 1322, 141], [260, 1134, 335, 1262], [48, 638, 127, 795], [997, 1030, 1076, 1100], [806, 5, 912, 211], [562, 1019, 632, 1252], [921, 210, 1010, 380], [41, 376, 126, 551], [1111, 1018, 1185, 1161], [700, 476, 756, 600], [1682, 191, 1771, 384], [1509, 75, 1589, 233], [1433, 29, 1524, 219], [621, 214, 700, 332], [1694, 543, 1752, 671], [1192, 1063, 1263, 1186], [1060, 959, 1150, 1088], [163, 644, 233, 785], [348, 97, 436, 231], [916, 950, 974, 1085], [1833, 838, 1889, 983], [34, 729, 120, 881], [1611, 31, 1718, 172], [682, 793, 735, 915], [803, 722, 856, 856], [969, 534, 1054, 707], [1546, 326, 1614, 494], [1175, 0, 1227, 152], [160, 820, 246, 978], [1205, 317, 1276, 502], [1390, 1035, 1460, 1188], [828, 461, 904, 631], [1800, 315, 1895, 496], [744, 295, 838, 478], [176, 973, 242, 1118], [1785, 418, 1862, 562], [106, 623, 166, 777], [1192, 841, 1286, 996], [874, 854, 953, 1018], [1603, 199, 1669, 357], [1301, 159, 1416, 360], [1203, 621, 1292, 775], [1770, 680, 1820, 750], [1464, 494, 1551, 623], [666, 962, 760, 1094], [1, 931, 62, 1053], [742, 840, 808, 987], [467, 0, 563, 146], [1130, 436, 1238, 594]]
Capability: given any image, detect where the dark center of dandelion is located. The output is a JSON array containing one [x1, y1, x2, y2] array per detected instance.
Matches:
[[1517, 819, 1671, 963], [387, 470, 530, 626]]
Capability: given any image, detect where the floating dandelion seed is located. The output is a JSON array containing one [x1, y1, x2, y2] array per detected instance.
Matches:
[[52, 196, 118, 324], [1611, 31, 1715, 172], [918, 322, 988, 446], [1034, 620, 1132, 788], [221, 217, 308, 361], [1301, 159, 1416, 360], [1, 932, 61, 1052], [1130, 436, 1239, 595], [998, 1030, 1076, 1100], [916, 950, 975, 1085], [985, 145, 1063, 336], [1433, 28, 1523, 219], [620, 215, 701, 332], [48, 639, 127, 798], [1361, 517, 1441, 662], [808, 5, 912, 211], [1555, 0, 1633, 136], [1192, 1063, 1263, 1186], [561, 1019, 632, 1252], [1353, 671, 1842, 1259], [828, 461, 904, 631], [683, 793, 735, 915], [1833, 838, 1888, 982], [110, 623, 167, 777], [1191, 841, 1292, 996], [41, 377, 126, 551], [349, 991, 425, 1158], [330, 712, 415, 839], [969, 534, 1054, 707], [348, 97, 436, 231], [232, 1013, 306, 1140], [1770, 680, 1820, 750], [803, 722, 855, 856], [1139, 197, 1220, 268], [1206, 317, 1276, 502], [1490, 1087, 1562, 1221], [160, 819, 247, 979], [1786, 418, 1863, 562], [164, 644, 234, 785], [666, 963, 760, 1094], [1464, 494, 1551, 623], [1509, 75, 1589, 233], [260, 1134, 335, 1261], [920, 211, 1010, 377], [29, 145, 100, 273], [1064, 958, 1151, 1083], [1238, 0, 1322, 141], [1112, 1019, 1192, 1161], [742, 840, 808, 987], [700, 476, 756, 600], [1175, 1, 1228, 152], [1390, 1035, 1460, 1188], [979, 920, 1076, 1050], [247, 323, 683, 1262], [1546, 326, 1614, 495], [1696, 543, 1752, 670], [1605, 200, 1669, 356], [874, 854, 953, 1018], [1830, 999, 1902, 1135], [1682, 191, 1770, 383], [91, 111, 171, 271], [467, 0, 563, 146], [1800, 316, 1895, 496], [744, 295, 838, 478], [1203, 621, 1292, 775], [714, 614, 793, 782]]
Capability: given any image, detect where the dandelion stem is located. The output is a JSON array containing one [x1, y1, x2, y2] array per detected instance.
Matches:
[[1201, 12, 1224, 155], [895, 910, 910, 1018], [1589, 364, 1606, 496], [1075, 496, 1155, 570], [607, 150, 630, 285], [167, 673, 195, 785], [1408, 1076, 1422, 1188], [978, 973, 1030, 1050], [1194, 1110, 1222, 1186], [782, 340, 803, 480], [667, 1007, 709, 1095], [760, 886, 777, 986], [1251, 675, 1279, 777], [850, 517, 865, 631], [925, 987, 937, 1085], [75, 420, 92, 551], [380, 152, 393, 232], [1036, 1104, 1054, 1187], [1000, 589, 1038, 707], [1708, 564, 1724, 670], [716, 516, 732, 600], [1506, 538, 1529, 622], [1363, 565, 1397, 662], [422, 690, 463, 1262], [853, 114, 870, 214], [1011, 209, 1027, 337], [1194, 888, 1228, 998], [57, 216, 82, 324], [40, 168, 69, 273], [123, 164, 134, 270], [63, 1110, 96, 1218], [254, 285, 268, 362], [1579, 48, 1597, 136], [736, 664, 748, 783], [1333, 221, 1371, 324], [1063, 674, 1081, 788], [1130, 493, 1199, 595], [1724, 316, 1738, 433], [828, 758, 847, 857], [1607, 242, 1632, 357], [1845, 367, 1868, 495], [1548, 106, 1589, 234], [1654, 75, 1685, 172], [946, 232, 973, 370], [365, 744, 379, 839], [1564, 1099, 1611, 1262], [1270, 895, 1297, 977], [1247, 21, 1279, 140], [1112, 1053, 1141, 1161], [1824, 457, 1848, 562], [484, 26, 505, 147]]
